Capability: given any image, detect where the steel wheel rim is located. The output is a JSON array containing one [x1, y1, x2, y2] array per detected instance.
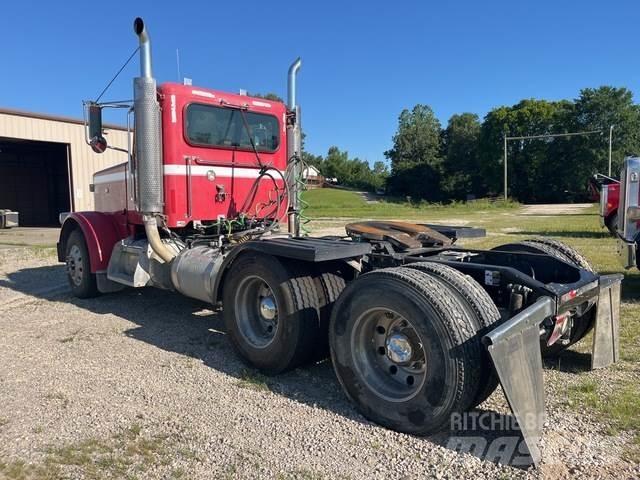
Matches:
[[350, 308, 427, 402], [66, 245, 84, 286], [234, 275, 279, 349]]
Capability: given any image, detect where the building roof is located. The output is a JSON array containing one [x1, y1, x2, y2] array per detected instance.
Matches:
[[303, 165, 322, 178], [0, 107, 127, 131]]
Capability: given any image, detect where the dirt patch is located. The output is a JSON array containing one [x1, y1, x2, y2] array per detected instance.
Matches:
[[521, 204, 594, 216]]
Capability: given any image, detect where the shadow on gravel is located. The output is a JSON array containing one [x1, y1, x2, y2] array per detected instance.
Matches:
[[3, 265, 536, 469], [0, 264, 66, 296], [543, 350, 592, 373]]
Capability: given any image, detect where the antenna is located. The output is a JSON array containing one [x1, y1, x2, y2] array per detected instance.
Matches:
[[176, 48, 181, 82]]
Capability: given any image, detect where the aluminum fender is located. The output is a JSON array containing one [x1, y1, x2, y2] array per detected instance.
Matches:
[[591, 274, 623, 369], [482, 296, 554, 467], [58, 212, 128, 273]]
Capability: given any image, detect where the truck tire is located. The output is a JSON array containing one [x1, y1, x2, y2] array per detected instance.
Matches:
[[329, 267, 482, 435], [605, 211, 619, 237], [222, 253, 320, 374], [65, 229, 99, 298], [492, 238, 596, 355], [524, 238, 595, 272], [312, 265, 347, 360], [404, 262, 500, 408]]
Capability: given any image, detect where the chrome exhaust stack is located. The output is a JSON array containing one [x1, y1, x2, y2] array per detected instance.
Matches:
[[132, 17, 175, 263], [286, 58, 302, 236], [287, 58, 302, 111]]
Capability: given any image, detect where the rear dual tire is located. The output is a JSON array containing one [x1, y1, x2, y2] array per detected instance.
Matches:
[[225, 256, 494, 435], [404, 262, 500, 408], [329, 267, 485, 435], [222, 253, 320, 374], [492, 237, 596, 355]]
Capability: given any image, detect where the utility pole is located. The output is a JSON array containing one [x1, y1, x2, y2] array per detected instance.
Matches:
[[503, 135, 508, 201], [608, 125, 615, 177]]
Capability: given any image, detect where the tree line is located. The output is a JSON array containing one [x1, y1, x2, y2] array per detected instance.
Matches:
[[384, 86, 640, 203], [259, 87, 640, 202]]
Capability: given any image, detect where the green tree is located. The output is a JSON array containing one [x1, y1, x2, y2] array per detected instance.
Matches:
[[385, 105, 443, 200], [249, 92, 284, 102], [570, 87, 640, 177], [441, 113, 481, 199], [479, 99, 571, 201]]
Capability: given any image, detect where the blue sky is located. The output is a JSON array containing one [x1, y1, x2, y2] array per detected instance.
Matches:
[[1, 1, 638, 164]]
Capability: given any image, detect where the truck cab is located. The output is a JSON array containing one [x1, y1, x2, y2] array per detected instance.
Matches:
[[94, 83, 289, 229]]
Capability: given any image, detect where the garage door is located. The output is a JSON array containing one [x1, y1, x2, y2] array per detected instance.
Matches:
[[0, 138, 71, 226]]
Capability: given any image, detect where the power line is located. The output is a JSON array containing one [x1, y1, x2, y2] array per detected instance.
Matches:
[[502, 128, 611, 201], [505, 129, 603, 141]]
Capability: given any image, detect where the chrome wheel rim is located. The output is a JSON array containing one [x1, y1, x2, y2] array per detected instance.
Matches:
[[66, 245, 84, 286], [235, 276, 279, 349], [351, 308, 427, 402]]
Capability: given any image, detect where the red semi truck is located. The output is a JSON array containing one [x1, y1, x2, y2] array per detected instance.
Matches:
[[590, 174, 621, 235], [589, 161, 640, 269], [57, 18, 623, 465], [616, 157, 640, 269]]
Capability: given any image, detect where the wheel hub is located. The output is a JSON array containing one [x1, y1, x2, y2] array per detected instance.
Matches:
[[385, 333, 413, 364], [234, 276, 279, 349], [66, 245, 83, 286], [351, 308, 428, 402], [259, 296, 277, 321]]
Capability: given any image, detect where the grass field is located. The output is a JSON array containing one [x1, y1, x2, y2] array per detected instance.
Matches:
[[303, 188, 519, 219], [305, 188, 640, 458]]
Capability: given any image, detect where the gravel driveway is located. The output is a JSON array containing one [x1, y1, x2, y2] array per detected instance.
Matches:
[[0, 247, 637, 479]]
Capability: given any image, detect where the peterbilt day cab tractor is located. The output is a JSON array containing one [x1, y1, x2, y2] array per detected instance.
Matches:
[[57, 18, 623, 465]]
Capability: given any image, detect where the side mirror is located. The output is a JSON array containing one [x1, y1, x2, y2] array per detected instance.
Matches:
[[88, 104, 107, 154]]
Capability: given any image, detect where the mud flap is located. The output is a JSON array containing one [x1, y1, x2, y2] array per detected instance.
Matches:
[[483, 296, 554, 467], [591, 274, 623, 369]]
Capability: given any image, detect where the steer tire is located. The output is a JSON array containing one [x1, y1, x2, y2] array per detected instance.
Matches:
[[404, 262, 501, 408], [329, 267, 482, 435], [222, 253, 320, 374], [65, 229, 99, 299], [492, 238, 596, 356]]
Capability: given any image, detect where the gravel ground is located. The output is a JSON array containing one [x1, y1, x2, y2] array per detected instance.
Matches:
[[0, 247, 638, 479]]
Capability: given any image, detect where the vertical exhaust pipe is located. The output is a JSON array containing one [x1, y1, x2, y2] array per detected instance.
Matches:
[[287, 58, 302, 111], [133, 17, 175, 263], [287, 58, 302, 236]]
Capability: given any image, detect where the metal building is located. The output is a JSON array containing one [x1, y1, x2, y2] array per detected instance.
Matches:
[[0, 108, 128, 226]]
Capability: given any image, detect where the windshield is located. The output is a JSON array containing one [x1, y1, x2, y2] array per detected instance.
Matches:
[[185, 103, 280, 152]]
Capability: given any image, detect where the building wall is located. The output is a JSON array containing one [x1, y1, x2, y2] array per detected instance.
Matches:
[[0, 110, 129, 211]]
